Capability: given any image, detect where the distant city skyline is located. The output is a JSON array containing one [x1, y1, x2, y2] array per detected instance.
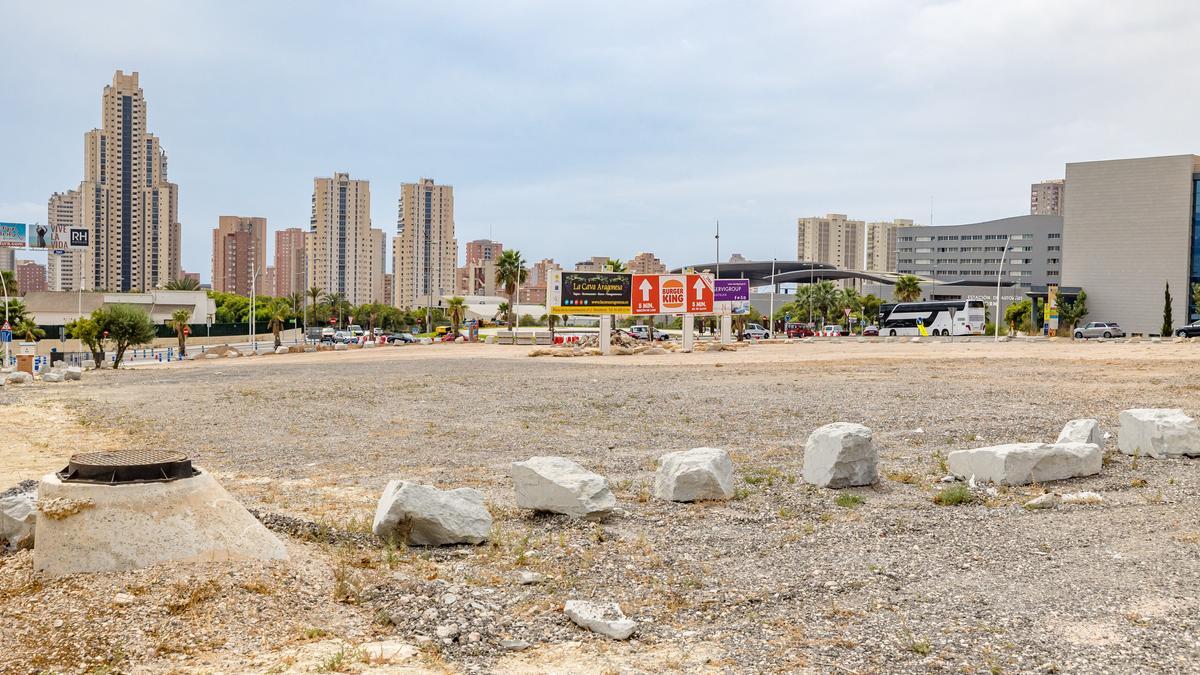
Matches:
[[4, 3, 1200, 280]]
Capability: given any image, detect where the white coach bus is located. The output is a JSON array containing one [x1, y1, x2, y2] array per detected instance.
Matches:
[[877, 300, 986, 337]]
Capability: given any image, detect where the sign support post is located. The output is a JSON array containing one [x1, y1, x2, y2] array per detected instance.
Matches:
[[599, 315, 611, 355], [682, 315, 694, 352], [720, 314, 732, 344]]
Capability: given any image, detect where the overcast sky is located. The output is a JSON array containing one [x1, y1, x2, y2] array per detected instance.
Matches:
[[3, 1, 1200, 281]]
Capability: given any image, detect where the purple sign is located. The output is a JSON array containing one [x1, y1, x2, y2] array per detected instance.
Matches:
[[714, 279, 749, 302]]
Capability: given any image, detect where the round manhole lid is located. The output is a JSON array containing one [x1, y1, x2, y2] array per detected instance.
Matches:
[[60, 449, 196, 484]]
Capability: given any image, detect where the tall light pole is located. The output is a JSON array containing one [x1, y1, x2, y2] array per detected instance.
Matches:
[[769, 257, 776, 335], [714, 219, 720, 280], [1, 268, 10, 368], [994, 236, 1011, 341]]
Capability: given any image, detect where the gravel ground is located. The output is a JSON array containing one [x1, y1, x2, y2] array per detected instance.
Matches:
[[1, 340, 1199, 673]]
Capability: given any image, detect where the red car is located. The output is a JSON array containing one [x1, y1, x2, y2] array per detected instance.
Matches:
[[785, 322, 816, 338], [440, 331, 463, 342]]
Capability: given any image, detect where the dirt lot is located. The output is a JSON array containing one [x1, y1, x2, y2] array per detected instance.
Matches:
[[2, 339, 1199, 673]]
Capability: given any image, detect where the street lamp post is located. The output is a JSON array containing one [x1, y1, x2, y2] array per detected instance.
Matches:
[[1, 269, 9, 368], [994, 236, 1011, 341], [769, 257, 776, 336]]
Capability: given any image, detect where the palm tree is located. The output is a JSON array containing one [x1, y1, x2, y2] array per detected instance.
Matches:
[[495, 302, 510, 324], [1, 270, 19, 296], [495, 250, 527, 327], [324, 292, 347, 328], [306, 286, 324, 325], [893, 274, 923, 303], [168, 308, 192, 356], [266, 299, 292, 349], [446, 296, 466, 337], [606, 258, 625, 273], [15, 319, 44, 342], [811, 281, 840, 324], [164, 277, 200, 291]]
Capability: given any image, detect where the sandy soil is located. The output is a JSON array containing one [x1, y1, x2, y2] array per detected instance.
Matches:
[[1, 339, 1198, 673]]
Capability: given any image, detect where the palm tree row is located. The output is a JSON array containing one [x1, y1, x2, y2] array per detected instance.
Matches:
[[773, 281, 886, 330]]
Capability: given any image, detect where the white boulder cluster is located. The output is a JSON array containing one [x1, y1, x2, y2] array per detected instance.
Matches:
[[1117, 409, 1200, 459]]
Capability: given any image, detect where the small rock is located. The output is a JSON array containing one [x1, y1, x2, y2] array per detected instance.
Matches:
[[360, 640, 418, 664], [435, 624, 459, 639], [467, 631, 481, 643], [442, 593, 458, 605], [518, 571, 544, 585], [500, 639, 532, 651], [644, 346, 667, 355], [1062, 491, 1105, 505], [1023, 493, 1060, 510], [564, 600, 636, 640], [113, 593, 136, 606]]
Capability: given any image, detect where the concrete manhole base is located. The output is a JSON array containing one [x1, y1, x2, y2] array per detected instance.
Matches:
[[33, 469, 287, 577]]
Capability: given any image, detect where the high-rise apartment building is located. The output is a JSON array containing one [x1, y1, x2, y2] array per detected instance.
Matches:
[[16, 259, 47, 293], [309, 173, 377, 305], [370, 228, 387, 304], [628, 251, 668, 275], [383, 273, 394, 306], [1031, 179, 1066, 216], [574, 256, 612, 272], [264, 266, 276, 297], [465, 239, 503, 265], [70, 71, 181, 291], [47, 189, 84, 290], [393, 178, 456, 309], [211, 216, 267, 296], [0, 249, 13, 274], [796, 214, 864, 269], [864, 219, 909, 271], [274, 227, 307, 298], [529, 258, 561, 287]]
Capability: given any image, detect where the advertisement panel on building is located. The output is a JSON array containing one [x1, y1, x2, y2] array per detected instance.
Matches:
[[26, 222, 51, 249], [714, 279, 749, 302], [549, 271, 633, 315], [0, 222, 27, 248]]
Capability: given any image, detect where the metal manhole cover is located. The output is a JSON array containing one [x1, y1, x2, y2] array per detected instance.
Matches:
[[59, 449, 196, 484]]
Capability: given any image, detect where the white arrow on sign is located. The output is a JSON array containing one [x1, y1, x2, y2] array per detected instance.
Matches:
[[639, 278, 653, 302], [692, 277, 706, 298]]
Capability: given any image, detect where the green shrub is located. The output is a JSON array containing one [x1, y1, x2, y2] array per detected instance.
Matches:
[[933, 484, 973, 506]]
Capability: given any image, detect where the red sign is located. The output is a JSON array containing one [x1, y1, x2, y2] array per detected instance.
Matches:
[[1, 321, 8, 331], [183, 327, 190, 336], [329, 317, 337, 325], [632, 274, 713, 315], [686, 274, 713, 314]]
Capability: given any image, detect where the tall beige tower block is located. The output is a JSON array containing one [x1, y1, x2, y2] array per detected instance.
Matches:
[[393, 178, 456, 309], [797, 214, 865, 269], [47, 190, 83, 291], [307, 173, 378, 305], [73, 71, 181, 291]]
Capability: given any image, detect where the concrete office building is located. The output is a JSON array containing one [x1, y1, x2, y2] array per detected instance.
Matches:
[[1062, 155, 1200, 335], [70, 71, 181, 291], [896, 215, 1062, 288], [211, 216, 267, 296], [393, 179, 456, 309], [273, 227, 307, 298], [1031, 179, 1066, 216], [465, 239, 503, 265], [309, 173, 377, 305], [47, 189, 84, 291]]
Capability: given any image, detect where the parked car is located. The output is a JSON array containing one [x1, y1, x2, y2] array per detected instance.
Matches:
[[1074, 321, 1125, 339], [742, 323, 771, 340], [1177, 321, 1200, 338], [861, 325, 879, 336], [386, 332, 417, 344], [440, 331, 464, 342], [320, 327, 336, 343], [785, 322, 815, 338], [348, 324, 364, 337], [821, 324, 843, 336], [629, 325, 670, 341], [332, 330, 353, 343]]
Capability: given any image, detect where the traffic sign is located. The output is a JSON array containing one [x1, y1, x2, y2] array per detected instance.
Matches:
[[686, 274, 713, 314], [1, 330, 10, 343]]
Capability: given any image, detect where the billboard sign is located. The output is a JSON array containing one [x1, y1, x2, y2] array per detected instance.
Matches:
[[68, 227, 90, 249], [26, 222, 51, 249], [550, 271, 632, 315], [0, 222, 26, 248], [714, 279, 749, 302], [632, 274, 689, 315], [685, 273, 713, 314]]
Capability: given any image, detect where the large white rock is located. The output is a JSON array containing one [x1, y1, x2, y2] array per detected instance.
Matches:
[[1117, 409, 1200, 458], [33, 469, 287, 577], [947, 442, 1102, 486], [4, 371, 32, 385], [654, 447, 734, 502], [510, 456, 615, 519], [564, 600, 636, 640], [275, 346, 289, 354], [1057, 419, 1103, 446], [81, 359, 96, 370], [42, 372, 64, 383], [63, 366, 82, 381], [0, 491, 37, 550], [372, 481, 491, 546], [802, 422, 877, 488]]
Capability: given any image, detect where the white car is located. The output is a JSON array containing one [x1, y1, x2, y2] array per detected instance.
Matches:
[[822, 325, 843, 336], [742, 323, 772, 339]]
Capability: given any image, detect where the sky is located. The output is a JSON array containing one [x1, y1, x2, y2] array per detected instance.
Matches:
[[3, 1, 1200, 282]]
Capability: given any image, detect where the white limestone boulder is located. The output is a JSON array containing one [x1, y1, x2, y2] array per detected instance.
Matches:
[[653, 447, 734, 502], [802, 423, 877, 488], [510, 456, 615, 519], [81, 359, 96, 370], [947, 442, 1102, 486], [1057, 419, 1102, 446], [564, 600, 636, 640], [1117, 409, 1200, 458], [372, 481, 491, 546], [0, 491, 37, 550], [42, 372, 64, 383], [4, 371, 32, 385], [275, 346, 289, 354]]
